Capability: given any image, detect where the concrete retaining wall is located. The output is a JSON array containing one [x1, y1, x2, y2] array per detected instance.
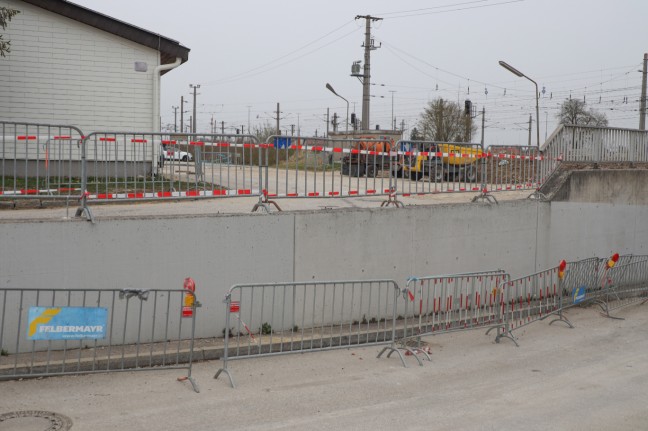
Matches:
[[2, 196, 646, 349]]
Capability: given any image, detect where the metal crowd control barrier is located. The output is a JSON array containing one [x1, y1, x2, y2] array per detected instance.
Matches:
[[592, 258, 648, 319], [77, 132, 268, 217], [394, 141, 485, 197], [0, 121, 86, 204], [559, 257, 605, 309], [0, 288, 199, 392], [380, 271, 511, 361], [498, 265, 570, 345], [260, 135, 401, 207], [214, 280, 402, 388], [484, 145, 542, 192]]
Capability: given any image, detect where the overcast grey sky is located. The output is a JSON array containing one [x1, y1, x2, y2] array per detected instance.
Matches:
[[72, 0, 648, 145]]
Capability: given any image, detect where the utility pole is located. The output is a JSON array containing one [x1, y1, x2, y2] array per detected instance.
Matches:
[[480, 107, 486, 147], [528, 114, 532, 148], [326, 108, 330, 138], [290, 124, 295, 136], [247, 105, 252, 134], [180, 96, 185, 133], [221, 121, 225, 134], [355, 15, 382, 131], [190, 84, 200, 134], [172, 106, 179, 133], [389, 90, 396, 130], [640, 53, 648, 130], [332, 113, 339, 132], [276, 103, 281, 135]]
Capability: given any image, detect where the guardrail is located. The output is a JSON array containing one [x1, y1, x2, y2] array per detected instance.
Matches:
[[540, 124, 648, 180], [0, 288, 199, 392], [214, 280, 402, 388]]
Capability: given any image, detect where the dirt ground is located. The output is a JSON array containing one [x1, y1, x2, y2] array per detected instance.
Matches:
[[1, 304, 646, 431]]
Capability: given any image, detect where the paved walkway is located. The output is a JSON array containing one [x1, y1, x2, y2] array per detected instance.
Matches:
[[0, 190, 531, 222], [1, 304, 646, 430]]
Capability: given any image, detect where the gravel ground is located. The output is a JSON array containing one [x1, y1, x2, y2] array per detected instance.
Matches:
[[1, 304, 647, 431]]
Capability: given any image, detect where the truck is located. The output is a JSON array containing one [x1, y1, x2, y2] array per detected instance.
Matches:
[[340, 136, 400, 177], [401, 142, 482, 182]]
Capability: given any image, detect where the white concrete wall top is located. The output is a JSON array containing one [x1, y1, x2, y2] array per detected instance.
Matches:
[[0, 0, 159, 133]]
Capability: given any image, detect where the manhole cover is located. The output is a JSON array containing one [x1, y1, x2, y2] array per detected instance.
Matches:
[[0, 411, 72, 430]]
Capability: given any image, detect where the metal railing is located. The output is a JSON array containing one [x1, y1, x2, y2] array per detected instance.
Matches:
[[214, 280, 402, 388], [0, 288, 199, 392], [540, 125, 648, 180]]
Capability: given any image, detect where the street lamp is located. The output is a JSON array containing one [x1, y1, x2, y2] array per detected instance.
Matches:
[[326, 83, 349, 136], [499, 61, 540, 148]]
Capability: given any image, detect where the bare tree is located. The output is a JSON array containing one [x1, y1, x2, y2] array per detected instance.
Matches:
[[418, 98, 476, 142], [558, 99, 608, 127], [252, 121, 278, 144], [0, 7, 20, 58]]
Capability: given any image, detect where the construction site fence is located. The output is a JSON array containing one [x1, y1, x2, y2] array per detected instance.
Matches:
[[0, 288, 199, 392], [214, 279, 402, 388]]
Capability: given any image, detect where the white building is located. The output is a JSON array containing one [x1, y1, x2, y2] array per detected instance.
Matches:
[[0, 0, 190, 134]]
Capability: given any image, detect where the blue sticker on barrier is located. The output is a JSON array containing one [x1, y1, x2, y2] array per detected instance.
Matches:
[[27, 307, 108, 340], [572, 286, 586, 304], [273, 137, 292, 148]]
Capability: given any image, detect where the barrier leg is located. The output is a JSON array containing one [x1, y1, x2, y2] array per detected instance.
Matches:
[[380, 189, 404, 208], [252, 196, 282, 213], [545, 309, 574, 328], [214, 367, 235, 389], [487, 325, 519, 347], [177, 375, 200, 393], [471, 190, 498, 204], [377, 345, 410, 368]]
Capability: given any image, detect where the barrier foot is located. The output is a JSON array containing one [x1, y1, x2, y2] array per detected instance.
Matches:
[[214, 367, 236, 388], [545, 310, 574, 328], [592, 299, 625, 320], [75, 205, 95, 223], [380, 191, 404, 208], [177, 375, 200, 393], [252, 199, 282, 213], [527, 190, 547, 201], [377, 345, 409, 368], [487, 326, 519, 347], [471, 191, 498, 204]]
